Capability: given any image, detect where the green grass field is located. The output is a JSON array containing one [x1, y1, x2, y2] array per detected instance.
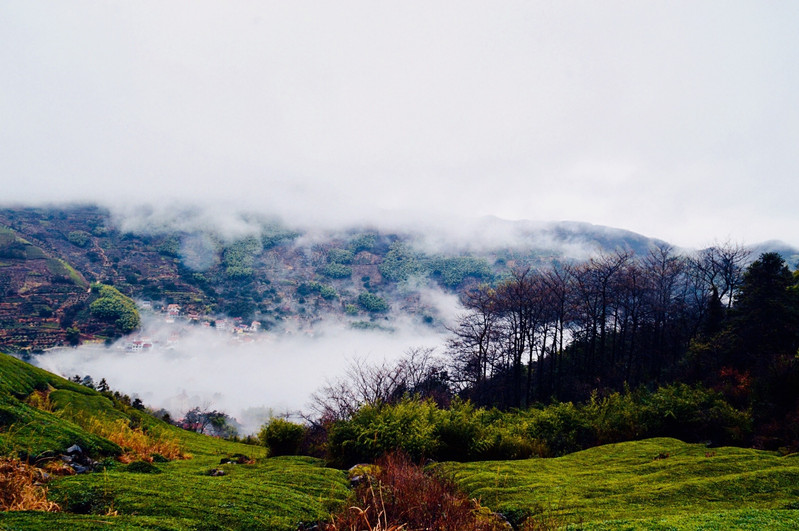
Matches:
[[4, 351, 799, 529], [0, 352, 349, 530], [442, 437, 799, 529]]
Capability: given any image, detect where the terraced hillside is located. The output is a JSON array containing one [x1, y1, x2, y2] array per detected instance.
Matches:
[[0, 205, 594, 352], [443, 437, 799, 529], [4, 351, 799, 528], [3, 204, 797, 355], [0, 226, 89, 350], [0, 352, 349, 530]]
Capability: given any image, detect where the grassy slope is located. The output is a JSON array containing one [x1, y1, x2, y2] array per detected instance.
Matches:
[[5, 351, 799, 529], [0, 353, 121, 457], [443, 437, 799, 529], [0, 353, 349, 530]]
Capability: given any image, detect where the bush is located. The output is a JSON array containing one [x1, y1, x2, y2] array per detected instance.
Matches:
[[433, 400, 485, 461], [324, 384, 749, 467], [258, 418, 305, 456], [379, 242, 424, 282], [327, 248, 354, 264], [222, 236, 261, 279], [429, 256, 493, 288], [89, 284, 140, 334], [524, 402, 594, 456], [296, 282, 320, 297], [297, 282, 337, 300], [67, 231, 92, 248], [327, 400, 440, 467], [348, 234, 376, 254], [584, 389, 645, 444], [357, 292, 389, 313], [320, 263, 352, 279], [640, 384, 751, 444], [584, 384, 751, 447], [319, 284, 337, 300], [324, 451, 507, 531], [327, 399, 540, 466], [125, 460, 161, 474]]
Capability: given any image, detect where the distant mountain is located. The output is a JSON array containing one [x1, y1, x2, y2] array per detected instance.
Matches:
[[747, 240, 799, 268], [0, 203, 788, 353]]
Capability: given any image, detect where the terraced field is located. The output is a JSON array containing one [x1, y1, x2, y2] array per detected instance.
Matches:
[[443, 437, 799, 529], [4, 352, 799, 529], [0, 353, 349, 530]]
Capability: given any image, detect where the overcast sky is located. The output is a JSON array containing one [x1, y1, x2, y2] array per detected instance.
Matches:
[[2, 2, 798, 248]]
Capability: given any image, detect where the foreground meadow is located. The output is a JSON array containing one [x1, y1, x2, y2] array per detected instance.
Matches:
[[4, 350, 799, 529], [0, 352, 349, 530], [442, 437, 799, 529]]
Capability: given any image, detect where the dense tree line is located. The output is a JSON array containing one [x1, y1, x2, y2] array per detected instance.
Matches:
[[447, 245, 799, 445]]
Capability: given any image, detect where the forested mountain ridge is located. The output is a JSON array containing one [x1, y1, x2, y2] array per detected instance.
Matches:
[[0, 203, 796, 353]]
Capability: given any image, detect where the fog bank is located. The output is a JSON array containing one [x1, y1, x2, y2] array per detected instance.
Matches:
[[33, 314, 452, 434]]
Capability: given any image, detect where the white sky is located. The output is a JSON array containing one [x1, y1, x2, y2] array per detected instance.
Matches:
[[2, 1, 798, 248]]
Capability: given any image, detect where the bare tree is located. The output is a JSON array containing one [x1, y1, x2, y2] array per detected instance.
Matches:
[[690, 241, 750, 309], [447, 285, 501, 394], [309, 347, 450, 421], [542, 262, 574, 397]]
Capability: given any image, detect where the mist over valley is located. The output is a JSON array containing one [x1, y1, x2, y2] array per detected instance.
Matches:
[[1, 203, 797, 431]]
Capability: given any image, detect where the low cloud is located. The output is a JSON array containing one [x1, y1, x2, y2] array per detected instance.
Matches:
[[105, 199, 617, 260], [33, 313, 451, 434]]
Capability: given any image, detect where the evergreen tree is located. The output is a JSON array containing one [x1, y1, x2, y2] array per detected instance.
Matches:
[[731, 252, 799, 371], [728, 253, 799, 423]]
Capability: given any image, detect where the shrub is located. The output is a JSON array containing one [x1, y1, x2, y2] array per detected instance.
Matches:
[[327, 400, 440, 467], [640, 383, 751, 444], [320, 263, 352, 279], [125, 460, 161, 474], [323, 451, 507, 531], [222, 236, 261, 278], [324, 384, 749, 467], [582, 384, 751, 447], [585, 389, 646, 444], [379, 242, 424, 282], [357, 292, 389, 313], [429, 256, 493, 288], [0, 458, 61, 512], [67, 230, 92, 248], [433, 400, 485, 461], [348, 234, 376, 254], [89, 284, 140, 334], [327, 248, 354, 264], [258, 418, 305, 456], [297, 282, 337, 301], [523, 402, 594, 456], [319, 284, 337, 300], [297, 282, 320, 297], [478, 423, 544, 461], [156, 236, 180, 257]]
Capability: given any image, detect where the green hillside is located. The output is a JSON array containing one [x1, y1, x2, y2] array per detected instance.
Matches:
[[443, 437, 799, 529], [0, 352, 349, 530], [0, 352, 121, 458], [4, 354, 799, 528]]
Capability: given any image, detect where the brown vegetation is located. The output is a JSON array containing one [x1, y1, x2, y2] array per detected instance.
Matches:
[[0, 458, 60, 512], [323, 451, 509, 531], [70, 414, 187, 463], [91, 419, 187, 463]]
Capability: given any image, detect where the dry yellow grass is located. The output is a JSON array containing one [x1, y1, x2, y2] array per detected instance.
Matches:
[[86, 418, 187, 463], [24, 388, 54, 412], [0, 458, 60, 512]]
